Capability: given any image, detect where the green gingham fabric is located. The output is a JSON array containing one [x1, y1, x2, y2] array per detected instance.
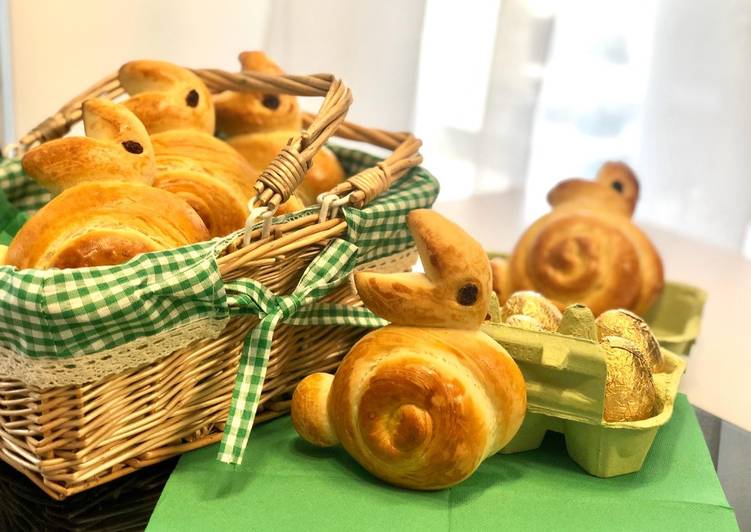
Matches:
[[0, 158, 50, 213], [0, 147, 439, 464], [218, 239, 386, 464]]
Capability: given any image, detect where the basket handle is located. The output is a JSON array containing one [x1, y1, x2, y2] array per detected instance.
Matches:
[[302, 113, 423, 208]]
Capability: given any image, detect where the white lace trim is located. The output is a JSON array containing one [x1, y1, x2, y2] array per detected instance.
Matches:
[[0, 317, 229, 389]]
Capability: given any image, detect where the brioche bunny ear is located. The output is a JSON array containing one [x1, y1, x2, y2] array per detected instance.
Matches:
[[354, 210, 492, 330], [238, 51, 285, 74], [22, 99, 155, 193], [119, 60, 214, 134]]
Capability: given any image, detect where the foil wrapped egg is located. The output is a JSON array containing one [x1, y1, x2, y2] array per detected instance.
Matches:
[[596, 309, 663, 372], [504, 314, 545, 331], [501, 291, 562, 332], [601, 336, 657, 422]]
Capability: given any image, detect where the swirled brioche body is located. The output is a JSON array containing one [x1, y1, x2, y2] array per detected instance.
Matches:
[[508, 205, 663, 316], [6, 182, 209, 269], [291, 326, 526, 490], [150, 130, 259, 237]]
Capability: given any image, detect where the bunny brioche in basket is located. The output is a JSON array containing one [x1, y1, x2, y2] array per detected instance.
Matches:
[[6, 99, 209, 269], [119, 60, 264, 237], [291, 210, 526, 490], [492, 162, 663, 316], [214, 51, 345, 209]]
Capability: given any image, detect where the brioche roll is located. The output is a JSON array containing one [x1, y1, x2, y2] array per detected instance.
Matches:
[[508, 166, 663, 316], [292, 326, 526, 490], [6, 182, 209, 269]]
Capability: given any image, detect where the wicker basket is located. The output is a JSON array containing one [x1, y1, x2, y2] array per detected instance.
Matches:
[[0, 66, 438, 499]]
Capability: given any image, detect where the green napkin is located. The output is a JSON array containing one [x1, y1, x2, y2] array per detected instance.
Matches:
[[0, 186, 27, 245], [147, 395, 737, 531]]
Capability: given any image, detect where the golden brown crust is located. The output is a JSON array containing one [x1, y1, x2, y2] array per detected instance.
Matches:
[[320, 326, 526, 490], [355, 210, 492, 329], [119, 60, 215, 134], [22, 99, 155, 193], [150, 130, 259, 237], [291, 373, 338, 447], [508, 204, 663, 316], [214, 51, 302, 137], [276, 195, 306, 215], [6, 182, 209, 269]]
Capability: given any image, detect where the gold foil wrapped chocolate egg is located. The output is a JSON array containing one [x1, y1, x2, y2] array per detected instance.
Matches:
[[601, 336, 657, 422], [505, 314, 545, 331], [596, 309, 663, 372], [501, 291, 562, 332]]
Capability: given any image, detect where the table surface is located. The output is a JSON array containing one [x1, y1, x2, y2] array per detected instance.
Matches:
[[145, 395, 736, 532], [434, 190, 751, 432]]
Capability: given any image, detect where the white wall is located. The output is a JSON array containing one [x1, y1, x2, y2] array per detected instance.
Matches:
[[264, 0, 426, 132], [7, 0, 271, 140]]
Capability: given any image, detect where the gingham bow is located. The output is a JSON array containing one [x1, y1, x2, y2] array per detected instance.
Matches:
[[217, 238, 386, 464]]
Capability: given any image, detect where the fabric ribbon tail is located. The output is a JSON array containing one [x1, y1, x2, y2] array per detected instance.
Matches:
[[217, 312, 281, 465]]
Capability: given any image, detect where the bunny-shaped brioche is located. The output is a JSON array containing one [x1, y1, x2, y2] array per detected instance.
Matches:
[[354, 210, 493, 329], [292, 210, 526, 490], [495, 162, 663, 316], [6, 99, 208, 269], [119, 60, 214, 134], [214, 51, 345, 207], [119, 60, 259, 237], [22, 99, 155, 192]]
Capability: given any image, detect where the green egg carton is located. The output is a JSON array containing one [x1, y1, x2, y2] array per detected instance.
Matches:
[[481, 304, 687, 478], [487, 251, 706, 355]]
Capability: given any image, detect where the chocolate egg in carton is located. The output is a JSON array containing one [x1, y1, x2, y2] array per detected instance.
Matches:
[[482, 291, 686, 478]]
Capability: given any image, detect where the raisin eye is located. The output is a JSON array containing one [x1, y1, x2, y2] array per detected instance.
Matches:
[[457, 284, 479, 306], [262, 94, 280, 110], [186, 89, 199, 107], [611, 180, 624, 193], [122, 140, 143, 154]]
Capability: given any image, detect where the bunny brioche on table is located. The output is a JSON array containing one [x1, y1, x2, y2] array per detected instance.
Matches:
[[6, 99, 208, 269], [291, 210, 526, 490], [214, 51, 345, 208], [493, 162, 663, 316]]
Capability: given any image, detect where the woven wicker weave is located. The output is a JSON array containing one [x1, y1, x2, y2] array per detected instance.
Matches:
[[0, 66, 427, 499]]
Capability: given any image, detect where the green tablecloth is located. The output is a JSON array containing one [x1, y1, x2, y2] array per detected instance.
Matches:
[[147, 395, 737, 531]]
